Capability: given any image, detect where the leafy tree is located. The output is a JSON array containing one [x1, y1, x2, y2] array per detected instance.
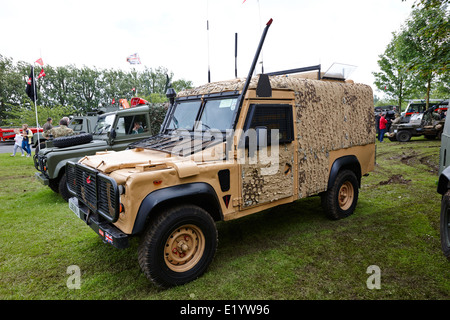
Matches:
[[400, 3, 449, 108], [403, 0, 449, 9], [0, 56, 193, 126], [374, 2, 449, 110], [5, 104, 75, 127], [372, 32, 417, 112]]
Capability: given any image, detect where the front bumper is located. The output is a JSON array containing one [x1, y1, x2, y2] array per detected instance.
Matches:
[[35, 172, 49, 186], [68, 197, 129, 249]]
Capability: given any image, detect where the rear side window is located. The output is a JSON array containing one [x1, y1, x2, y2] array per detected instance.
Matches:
[[244, 104, 294, 144]]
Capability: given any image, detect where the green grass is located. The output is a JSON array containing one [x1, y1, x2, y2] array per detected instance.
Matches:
[[0, 137, 449, 300]]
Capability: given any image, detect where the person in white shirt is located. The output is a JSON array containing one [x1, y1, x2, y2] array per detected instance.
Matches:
[[10, 128, 24, 157]]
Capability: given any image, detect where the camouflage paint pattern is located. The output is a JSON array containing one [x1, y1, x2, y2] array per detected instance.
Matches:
[[180, 74, 375, 199]]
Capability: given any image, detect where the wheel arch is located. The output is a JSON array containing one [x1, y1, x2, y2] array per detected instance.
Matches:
[[328, 155, 362, 190], [52, 156, 81, 180], [438, 166, 450, 195], [132, 182, 223, 235]]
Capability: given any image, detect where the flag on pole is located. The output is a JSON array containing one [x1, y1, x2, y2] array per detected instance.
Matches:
[[126, 53, 141, 65], [37, 68, 46, 79], [26, 67, 36, 103], [35, 58, 44, 66]]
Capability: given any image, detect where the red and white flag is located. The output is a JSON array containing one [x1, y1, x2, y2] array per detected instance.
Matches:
[[126, 53, 141, 65], [35, 58, 44, 66], [37, 68, 46, 79]]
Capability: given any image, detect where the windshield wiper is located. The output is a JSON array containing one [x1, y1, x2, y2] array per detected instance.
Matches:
[[95, 124, 111, 135]]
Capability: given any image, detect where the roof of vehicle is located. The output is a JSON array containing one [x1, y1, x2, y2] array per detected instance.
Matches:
[[178, 74, 367, 98]]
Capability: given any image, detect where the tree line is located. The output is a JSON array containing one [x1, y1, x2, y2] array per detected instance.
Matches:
[[0, 56, 193, 126], [373, 0, 449, 111]]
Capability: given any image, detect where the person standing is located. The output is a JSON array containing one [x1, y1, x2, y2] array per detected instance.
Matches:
[[43, 117, 75, 138], [10, 128, 24, 157], [379, 113, 388, 142], [43, 117, 53, 132], [21, 124, 33, 157]]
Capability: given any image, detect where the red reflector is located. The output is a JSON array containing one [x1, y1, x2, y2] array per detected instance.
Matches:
[[153, 180, 162, 185]]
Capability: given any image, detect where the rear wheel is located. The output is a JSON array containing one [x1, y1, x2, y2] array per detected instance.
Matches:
[[322, 170, 359, 220], [440, 191, 450, 260], [138, 205, 218, 288]]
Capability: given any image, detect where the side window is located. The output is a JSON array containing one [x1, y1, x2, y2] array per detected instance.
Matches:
[[70, 119, 83, 131], [244, 104, 294, 145], [115, 117, 127, 135], [131, 114, 149, 134], [115, 114, 149, 136]]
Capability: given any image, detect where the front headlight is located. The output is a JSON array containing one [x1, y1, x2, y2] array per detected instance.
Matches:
[[117, 185, 126, 214]]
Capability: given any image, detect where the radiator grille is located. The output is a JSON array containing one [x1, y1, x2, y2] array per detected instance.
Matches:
[[67, 162, 119, 222]]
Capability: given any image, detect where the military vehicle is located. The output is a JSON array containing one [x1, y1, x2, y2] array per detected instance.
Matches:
[[32, 114, 98, 153], [34, 98, 166, 201], [66, 19, 376, 287], [387, 100, 448, 142], [437, 114, 450, 260]]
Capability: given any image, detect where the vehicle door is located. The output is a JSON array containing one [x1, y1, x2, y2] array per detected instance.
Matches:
[[239, 101, 296, 209], [110, 112, 151, 150], [440, 118, 450, 175]]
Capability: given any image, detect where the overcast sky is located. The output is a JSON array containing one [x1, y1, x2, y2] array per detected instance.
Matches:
[[0, 0, 413, 95]]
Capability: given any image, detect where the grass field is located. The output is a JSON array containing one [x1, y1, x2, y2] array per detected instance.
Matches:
[[0, 137, 449, 300]]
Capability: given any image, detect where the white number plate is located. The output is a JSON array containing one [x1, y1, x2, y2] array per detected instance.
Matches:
[[69, 198, 81, 218]]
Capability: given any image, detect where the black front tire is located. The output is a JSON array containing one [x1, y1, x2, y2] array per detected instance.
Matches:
[[48, 178, 60, 193], [58, 173, 70, 202], [138, 205, 218, 288], [396, 130, 411, 142], [440, 191, 450, 260], [322, 170, 359, 220]]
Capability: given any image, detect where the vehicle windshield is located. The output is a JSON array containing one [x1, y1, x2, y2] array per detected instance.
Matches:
[[167, 101, 202, 130], [197, 98, 237, 131], [165, 97, 238, 132], [94, 114, 115, 134]]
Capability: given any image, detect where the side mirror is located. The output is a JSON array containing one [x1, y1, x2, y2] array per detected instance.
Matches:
[[166, 87, 177, 105], [110, 129, 116, 140]]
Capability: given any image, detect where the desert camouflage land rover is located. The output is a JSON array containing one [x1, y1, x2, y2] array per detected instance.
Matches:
[[66, 20, 375, 287]]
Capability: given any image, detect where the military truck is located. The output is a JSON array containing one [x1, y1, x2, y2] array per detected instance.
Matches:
[[66, 20, 375, 287], [34, 98, 166, 201]]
